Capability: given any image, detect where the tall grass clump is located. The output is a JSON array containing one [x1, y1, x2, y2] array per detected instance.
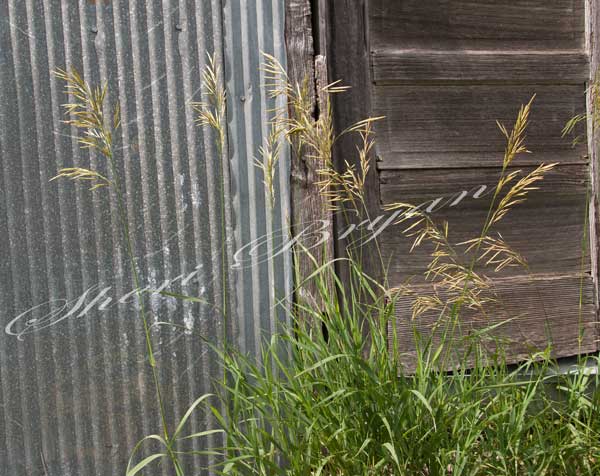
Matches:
[[52, 57, 600, 475], [127, 56, 600, 475], [386, 96, 555, 324], [171, 74, 597, 475], [190, 261, 600, 475]]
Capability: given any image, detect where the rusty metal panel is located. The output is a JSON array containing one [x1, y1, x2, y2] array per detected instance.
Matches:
[[0, 0, 290, 474]]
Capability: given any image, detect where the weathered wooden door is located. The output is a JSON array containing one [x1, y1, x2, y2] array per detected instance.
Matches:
[[326, 0, 599, 364]]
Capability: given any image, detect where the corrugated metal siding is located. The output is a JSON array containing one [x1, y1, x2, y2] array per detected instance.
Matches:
[[223, 0, 292, 354], [0, 1, 290, 475]]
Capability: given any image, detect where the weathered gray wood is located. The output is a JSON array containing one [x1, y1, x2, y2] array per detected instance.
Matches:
[[285, 0, 334, 319], [389, 273, 597, 371], [313, 0, 330, 57], [325, 0, 596, 364], [372, 51, 589, 84], [377, 150, 588, 170], [370, 0, 585, 51], [326, 0, 383, 283], [373, 85, 586, 167], [380, 164, 589, 206], [586, 0, 600, 346], [379, 165, 589, 283]]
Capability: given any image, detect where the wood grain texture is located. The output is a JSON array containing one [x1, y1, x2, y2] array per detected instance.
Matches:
[[378, 164, 590, 283], [586, 0, 600, 342], [326, 0, 383, 283], [372, 51, 589, 84], [377, 150, 588, 170], [370, 0, 585, 51], [389, 273, 597, 371], [373, 84, 587, 168], [363, 0, 597, 363], [285, 0, 334, 317]]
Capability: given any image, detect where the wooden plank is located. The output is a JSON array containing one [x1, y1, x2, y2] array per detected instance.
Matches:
[[378, 165, 590, 283], [377, 150, 587, 170], [380, 164, 589, 205], [313, 0, 330, 56], [362, 0, 597, 366], [370, 0, 585, 51], [284, 0, 335, 319], [586, 0, 600, 347], [373, 84, 587, 168], [326, 0, 383, 284], [389, 274, 597, 371], [372, 51, 589, 84]]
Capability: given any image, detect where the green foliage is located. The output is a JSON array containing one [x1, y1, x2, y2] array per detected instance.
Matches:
[[137, 258, 600, 476], [53, 57, 600, 475], [123, 58, 600, 475]]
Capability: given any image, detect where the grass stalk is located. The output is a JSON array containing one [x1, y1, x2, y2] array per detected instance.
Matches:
[[51, 68, 180, 471]]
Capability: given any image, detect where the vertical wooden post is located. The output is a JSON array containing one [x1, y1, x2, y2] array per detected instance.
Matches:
[[586, 0, 600, 343], [325, 0, 382, 285], [284, 0, 335, 321]]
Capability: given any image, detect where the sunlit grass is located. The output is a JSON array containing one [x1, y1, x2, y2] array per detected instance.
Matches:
[[50, 55, 600, 476], [125, 60, 599, 475]]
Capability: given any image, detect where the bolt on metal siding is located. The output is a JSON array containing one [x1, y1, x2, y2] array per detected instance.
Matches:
[[0, 1, 291, 474]]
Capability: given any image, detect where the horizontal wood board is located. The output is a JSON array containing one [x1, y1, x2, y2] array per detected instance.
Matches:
[[370, 0, 585, 50], [373, 85, 587, 168], [389, 274, 597, 371], [372, 51, 589, 84], [379, 165, 590, 283]]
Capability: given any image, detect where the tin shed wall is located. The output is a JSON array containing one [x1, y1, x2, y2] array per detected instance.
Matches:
[[0, 1, 290, 474]]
